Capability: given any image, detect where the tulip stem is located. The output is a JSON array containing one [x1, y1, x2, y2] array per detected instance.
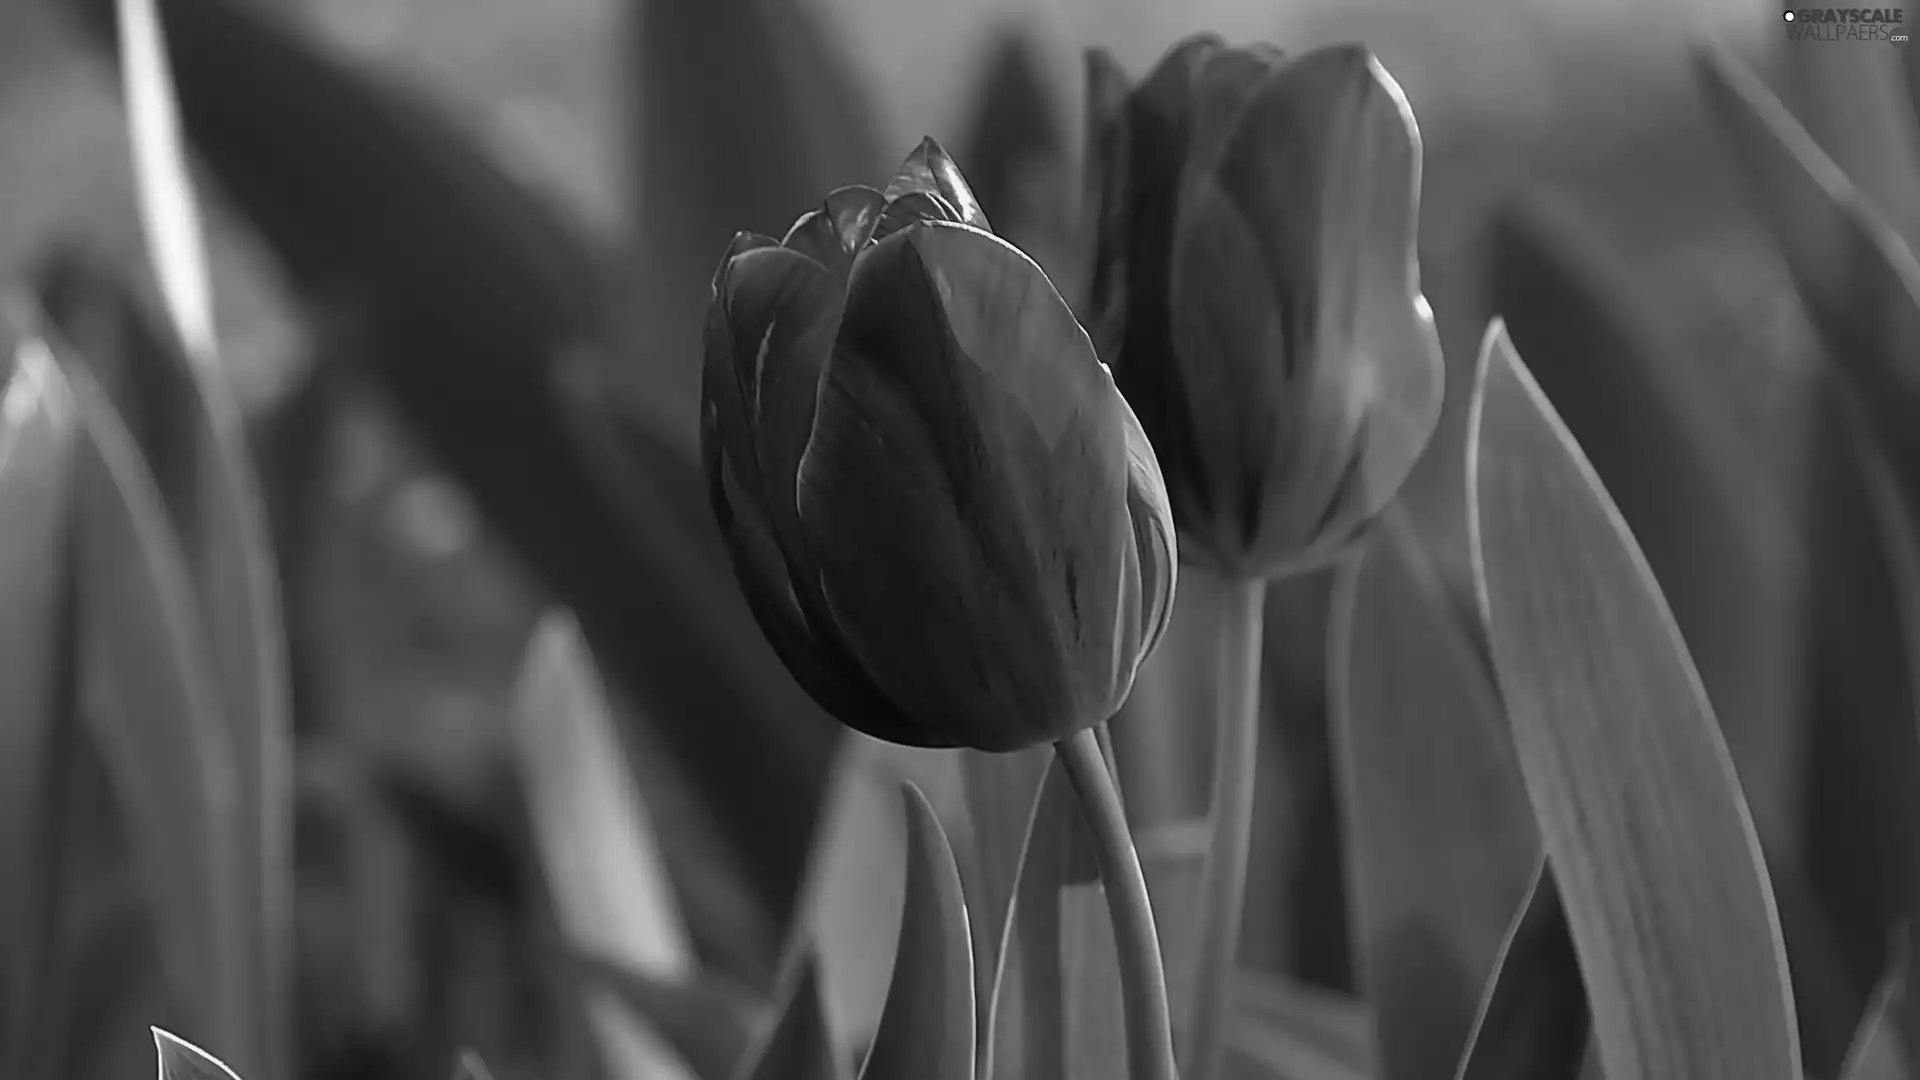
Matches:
[[1056, 727, 1179, 1080], [1186, 576, 1268, 1080]]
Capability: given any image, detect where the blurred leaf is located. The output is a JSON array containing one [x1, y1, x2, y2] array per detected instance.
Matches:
[[1327, 506, 1537, 1079], [1837, 926, 1912, 1080], [959, 747, 1051, 1029], [1226, 970, 1375, 1080], [111, 0, 297, 1063], [1695, 45, 1920, 498], [735, 951, 845, 1080], [35, 331, 260, 1063], [1783, 33, 1920, 254], [0, 331, 78, 1076], [63, 0, 841, 948], [453, 1049, 496, 1080], [1453, 858, 1588, 1080], [1467, 320, 1801, 1079], [860, 783, 974, 1080], [34, 242, 295, 1080], [985, 753, 1124, 1080], [153, 1027, 244, 1080], [628, 0, 885, 419], [512, 611, 697, 1080], [578, 954, 761, 1080]]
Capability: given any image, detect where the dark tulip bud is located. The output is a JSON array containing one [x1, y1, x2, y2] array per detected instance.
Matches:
[[1084, 38, 1443, 579], [701, 138, 1178, 753]]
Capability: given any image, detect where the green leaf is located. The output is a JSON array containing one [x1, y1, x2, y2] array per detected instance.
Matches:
[[152, 1027, 244, 1080], [0, 331, 77, 1072], [1466, 319, 1802, 1079], [1227, 970, 1375, 1080], [736, 950, 847, 1080], [1453, 858, 1588, 1080], [512, 611, 698, 1080], [578, 953, 762, 1080], [38, 332, 261, 1063], [34, 241, 295, 1080], [1327, 505, 1538, 1079], [860, 783, 974, 1080], [1836, 926, 1912, 1080], [984, 752, 1123, 1080]]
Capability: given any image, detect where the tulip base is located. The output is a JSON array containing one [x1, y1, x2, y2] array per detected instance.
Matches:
[[1056, 727, 1180, 1080]]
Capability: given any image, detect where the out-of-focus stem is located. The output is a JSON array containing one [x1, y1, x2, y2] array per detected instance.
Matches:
[[1056, 727, 1178, 1080], [1185, 576, 1268, 1080]]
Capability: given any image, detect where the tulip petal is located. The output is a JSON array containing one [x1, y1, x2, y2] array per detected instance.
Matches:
[[886, 137, 992, 233], [784, 185, 888, 278], [1116, 388, 1178, 658], [875, 192, 965, 241], [709, 242, 842, 559], [798, 224, 1144, 749], [1216, 44, 1442, 568]]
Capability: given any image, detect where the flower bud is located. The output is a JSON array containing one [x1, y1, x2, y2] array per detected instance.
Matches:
[[1083, 38, 1443, 578], [702, 139, 1178, 752]]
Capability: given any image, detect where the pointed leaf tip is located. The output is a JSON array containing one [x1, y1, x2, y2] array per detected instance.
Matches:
[[153, 1028, 244, 1080], [858, 782, 974, 1080]]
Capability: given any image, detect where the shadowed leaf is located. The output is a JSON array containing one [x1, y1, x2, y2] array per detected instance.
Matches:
[[1328, 505, 1537, 1079], [860, 784, 974, 1080], [33, 242, 294, 1080], [736, 950, 848, 1080], [1227, 971, 1375, 1080], [1453, 858, 1589, 1080], [153, 1028, 243, 1080], [0, 330, 77, 1074], [1782, 31, 1920, 254], [1467, 320, 1801, 1079], [579, 953, 761, 1080], [1837, 926, 1912, 1080]]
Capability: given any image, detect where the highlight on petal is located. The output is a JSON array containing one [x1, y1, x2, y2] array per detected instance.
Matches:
[[1116, 386, 1178, 660], [885, 137, 991, 233], [153, 1028, 244, 1080], [796, 225, 1143, 748], [784, 185, 888, 276]]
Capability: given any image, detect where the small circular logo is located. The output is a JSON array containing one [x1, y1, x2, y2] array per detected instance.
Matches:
[[1783, 9, 1795, 20]]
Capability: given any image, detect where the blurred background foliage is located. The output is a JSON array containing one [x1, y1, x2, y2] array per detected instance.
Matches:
[[0, 0, 1910, 1077]]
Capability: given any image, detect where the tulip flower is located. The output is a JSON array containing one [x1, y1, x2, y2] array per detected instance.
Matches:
[[1083, 37, 1443, 579], [701, 138, 1183, 1080], [1080, 38, 1442, 1080]]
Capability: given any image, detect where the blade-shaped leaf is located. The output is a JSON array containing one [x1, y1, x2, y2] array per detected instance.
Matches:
[[512, 611, 697, 1080], [578, 953, 761, 1080], [1453, 857, 1589, 1080], [1696, 45, 1920, 499], [35, 240, 295, 1080], [37, 331, 260, 1063], [1783, 32, 1920, 255], [1227, 971, 1375, 1080], [960, 746, 1051, 1031], [859, 783, 974, 1080], [984, 753, 1124, 1080], [1466, 320, 1802, 1080], [153, 1027, 243, 1080], [735, 950, 846, 1080], [0, 332, 77, 1073], [1328, 505, 1538, 1079], [1837, 926, 1912, 1080], [62, 0, 841, 938]]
